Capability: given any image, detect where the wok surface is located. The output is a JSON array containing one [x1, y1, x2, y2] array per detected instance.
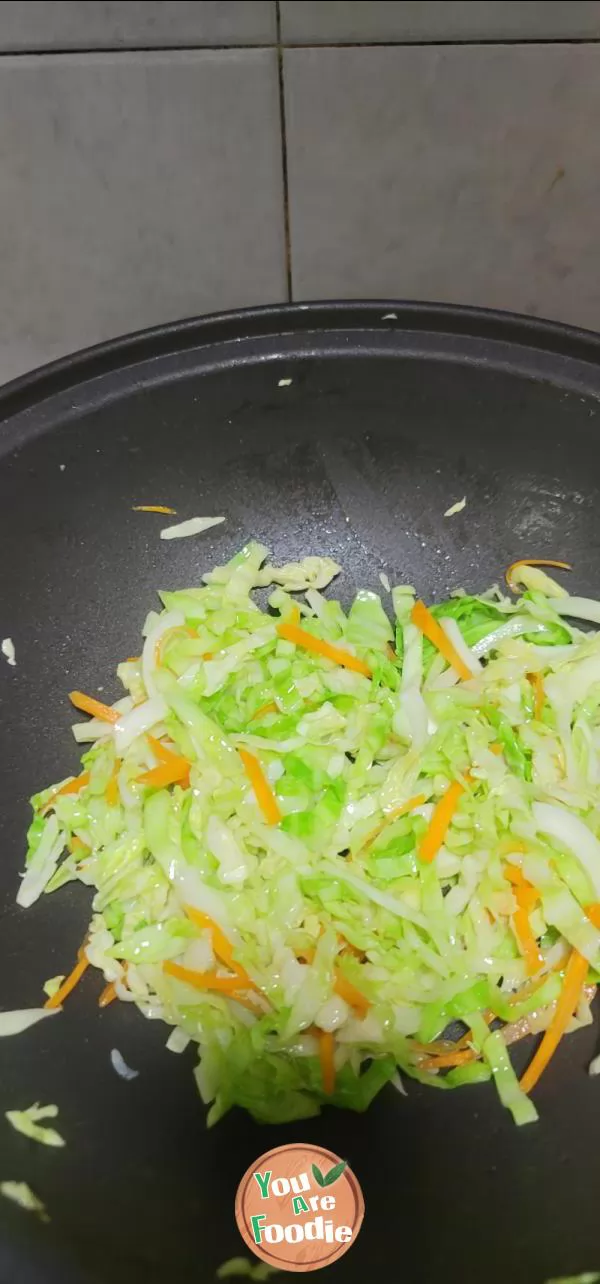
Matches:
[[1, 302, 600, 1284]]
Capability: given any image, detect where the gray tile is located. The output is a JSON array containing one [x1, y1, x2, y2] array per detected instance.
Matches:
[[0, 2, 276, 51], [285, 45, 600, 332], [0, 51, 285, 382], [281, 1, 600, 43]]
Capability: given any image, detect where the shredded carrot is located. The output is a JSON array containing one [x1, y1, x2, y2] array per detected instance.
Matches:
[[277, 620, 371, 678], [44, 947, 89, 1009], [410, 600, 472, 682], [43, 770, 90, 814], [124, 655, 141, 664], [238, 747, 282, 825], [586, 902, 600, 930], [228, 992, 266, 1015], [359, 793, 427, 853], [163, 959, 256, 996], [202, 652, 214, 660], [489, 742, 503, 755], [318, 1029, 336, 1095], [137, 757, 190, 790], [512, 906, 544, 976], [505, 558, 572, 592], [332, 971, 370, 1017], [105, 765, 120, 807], [297, 948, 369, 1015], [182, 904, 261, 996], [504, 863, 539, 914], [287, 605, 301, 627], [146, 734, 181, 766], [98, 981, 117, 1008], [421, 1047, 478, 1071], [251, 701, 279, 721], [527, 671, 545, 721], [69, 835, 89, 855], [419, 779, 466, 864], [70, 690, 121, 724], [520, 949, 589, 1095], [132, 505, 177, 514]]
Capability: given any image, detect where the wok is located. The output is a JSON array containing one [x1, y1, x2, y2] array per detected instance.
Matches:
[[1, 301, 600, 1284]]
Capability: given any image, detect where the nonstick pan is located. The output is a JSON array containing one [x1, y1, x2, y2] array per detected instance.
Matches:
[[2, 301, 600, 1284]]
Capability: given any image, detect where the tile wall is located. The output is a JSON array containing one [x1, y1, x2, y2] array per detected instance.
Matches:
[[1, 0, 599, 380]]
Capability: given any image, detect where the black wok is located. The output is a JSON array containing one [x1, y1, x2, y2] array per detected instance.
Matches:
[[1, 302, 600, 1284]]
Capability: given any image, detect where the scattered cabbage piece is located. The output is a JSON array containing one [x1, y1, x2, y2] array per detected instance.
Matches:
[[160, 516, 225, 541], [547, 1275, 600, 1283], [0, 1008, 59, 1037], [0, 1181, 49, 1221], [444, 496, 467, 517], [1, 637, 16, 666], [588, 1053, 600, 1077], [43, 975, 65, 999], [278, 378, 292, 387], [6, 1103, 65, 1147], [110, 1048, 139, 1081], [217, 1259, 280, 1280], [257, 556, 341, 592]]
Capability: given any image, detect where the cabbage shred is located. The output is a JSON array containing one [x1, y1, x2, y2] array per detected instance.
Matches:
[[19, 544, 600, 1125]]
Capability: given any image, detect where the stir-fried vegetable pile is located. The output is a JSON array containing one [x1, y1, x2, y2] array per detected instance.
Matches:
[[18, 546, 600, 1125]]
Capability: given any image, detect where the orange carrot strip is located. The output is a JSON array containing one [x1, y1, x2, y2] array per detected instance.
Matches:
[[105, 765, 120, 807], [520, 949, 589, 1095], [332, 971, 370, 1018], [146, 734, 182, 765], [421, 1047, 478, 1071], [586, 902, 600, 930], [69, 835, 89, 855], [69, 690, 121, 724], [277, 621, 371, 678], [238, 747, 282, 825], [527, 671, 545, 721], [489, 743, 503, 755], [287, 605, 301, 627], [410, 600, 472, 682], [318, 1030, 336, 1095], [251, 701, 279, 721], [43, 771, 90, 814], [297, 948, 369, 1016], [44, 949, 89, 1009], [132, 505, 177, 514], [137, 758, 190, 790], [163, 960, 255, 995], [359, 792, 427, 853], [182, 905, 261, 993], [504, 863, 539, 914], [512, 906, 544, 976], [419, 779, 466, 864], [506, 558, 572, 592], [98, 981, 117, 1008]]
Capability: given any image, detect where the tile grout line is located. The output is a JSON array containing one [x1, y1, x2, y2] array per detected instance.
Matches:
[[0, 37, 598, 56], [275, 2, 293, 302]]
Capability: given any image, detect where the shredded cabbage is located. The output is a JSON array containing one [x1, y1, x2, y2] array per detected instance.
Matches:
[[18, 544, 600, 1127], [6, 1102, 64, 1147], [0, 1008, 60, 1037], [216, 1260, 280, 1280], [0, 1181, 49, 1220]]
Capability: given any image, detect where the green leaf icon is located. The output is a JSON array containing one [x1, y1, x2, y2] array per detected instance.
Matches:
[[311, 1163, 326, 1188], [323, 1160, 347, 1187]]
